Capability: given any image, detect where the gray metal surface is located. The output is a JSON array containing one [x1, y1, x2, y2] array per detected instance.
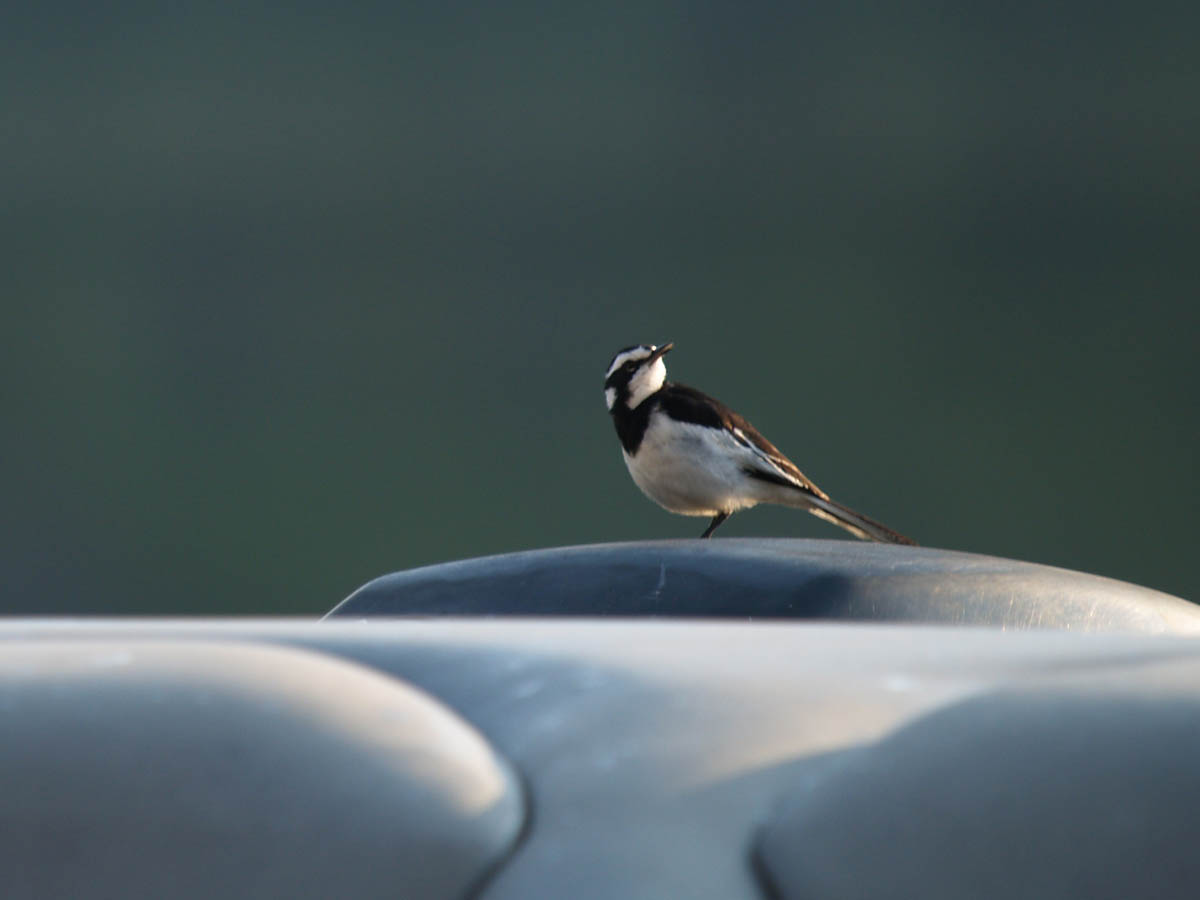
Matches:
[[329, 539, 1200, 633], [756, 674, 1200, 900], [0, 639, 524, 900], [4, 620, 1200, 898]]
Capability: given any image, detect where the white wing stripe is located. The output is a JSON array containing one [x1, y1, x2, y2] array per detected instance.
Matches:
[[726, 427, 807, 489]]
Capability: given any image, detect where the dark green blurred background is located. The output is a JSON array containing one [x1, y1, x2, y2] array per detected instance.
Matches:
[[4, 2, 1197, 614]]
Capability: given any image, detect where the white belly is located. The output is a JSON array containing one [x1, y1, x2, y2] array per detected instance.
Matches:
[[622, 417, 763, 517]]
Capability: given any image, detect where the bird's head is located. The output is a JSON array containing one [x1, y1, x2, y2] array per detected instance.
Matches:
[[604, 343, 673, 411]]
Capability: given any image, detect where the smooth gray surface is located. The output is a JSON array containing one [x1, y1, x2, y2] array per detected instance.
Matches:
[[5, 620, 1200, 899], [0, 640, 524, 900], [329, 539, 1200, 633], [757, 677, 1200, 900]]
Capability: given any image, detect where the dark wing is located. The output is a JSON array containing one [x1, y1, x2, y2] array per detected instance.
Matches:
[[659, 383, 830, 500]]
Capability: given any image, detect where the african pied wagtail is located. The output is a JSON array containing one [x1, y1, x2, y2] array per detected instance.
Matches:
[[604, 343, 917, 543]]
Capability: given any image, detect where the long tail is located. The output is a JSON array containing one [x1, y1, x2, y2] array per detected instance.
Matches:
[[803, 494, 918, 545]]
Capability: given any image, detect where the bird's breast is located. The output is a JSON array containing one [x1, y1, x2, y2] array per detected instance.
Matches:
[[622, 416, 761, 516]]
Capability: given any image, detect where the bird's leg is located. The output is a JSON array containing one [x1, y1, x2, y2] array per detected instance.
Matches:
[[700, 512, 730, 539]]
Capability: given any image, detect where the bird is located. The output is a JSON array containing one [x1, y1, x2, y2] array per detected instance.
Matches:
[[603, 342, 917, 544]]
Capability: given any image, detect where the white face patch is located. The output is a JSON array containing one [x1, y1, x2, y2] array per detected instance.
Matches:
[[605, 347, 653, 380], [625, 356, 667, 409], [604, 386, 617, 410]]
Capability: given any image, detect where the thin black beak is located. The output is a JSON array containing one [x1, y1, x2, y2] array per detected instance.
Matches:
[[648, 342, 674, 363]]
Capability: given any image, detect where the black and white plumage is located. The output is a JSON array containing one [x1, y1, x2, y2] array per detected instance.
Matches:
[[603, 343, 917, 544]]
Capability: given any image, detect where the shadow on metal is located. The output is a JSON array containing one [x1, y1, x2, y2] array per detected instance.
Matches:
[[328, 539, 1199, 633]]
